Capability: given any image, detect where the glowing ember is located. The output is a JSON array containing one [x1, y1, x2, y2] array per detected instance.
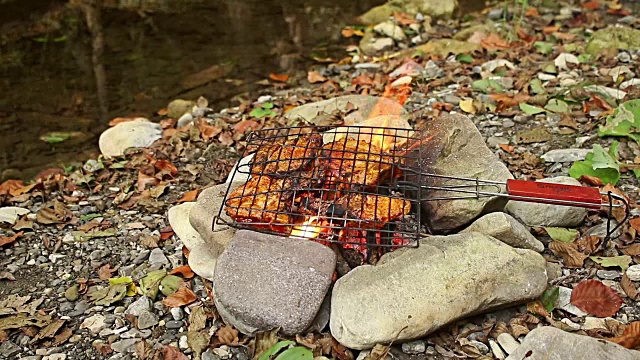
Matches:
[[290, 217, 323, 240]]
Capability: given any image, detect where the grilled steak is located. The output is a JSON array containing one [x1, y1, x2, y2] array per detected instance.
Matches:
[[264, 134, 323, 175], [318, 138, 397, 187]]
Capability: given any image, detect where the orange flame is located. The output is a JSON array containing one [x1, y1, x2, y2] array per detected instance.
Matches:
[[290, 217, 322, 240]]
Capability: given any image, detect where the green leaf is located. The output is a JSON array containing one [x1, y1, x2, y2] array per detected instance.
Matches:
[[545, 99, 570, 113], [139, 270, 167, 300], [80, 213, 101, 221], [544, 227, 579, 243], [275, 347, 314, 360], [39, 132, 73, 144], [71, 228, 117, 242], [472, 79, 504, 93], [160, 275, 184, 296], [262, 102, 274, 109], [519, 103, 546, 115], [456, 53, 473, 64], [577, 53, 593, 63], [589, 255, 632, 271], [540, 286, 560, 312], [250, 106, 277, 118], [259, 341, 296, 360], [599, 99, 640, 143], [535, 41, 554, 55], [94, 284, 127, 306], [530, 79, 546, 94], [569, 144, 621, 185]]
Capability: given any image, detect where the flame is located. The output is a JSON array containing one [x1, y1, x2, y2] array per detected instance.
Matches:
[[290, 217, 322, 240]]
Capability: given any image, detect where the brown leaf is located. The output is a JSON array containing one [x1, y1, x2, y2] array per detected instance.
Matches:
[[162, 288, 197, 307], [622, 244, 640, 256], [571, 279, 624, 317], [160, 227, 175, 240], [0, 232, 23, 247], [582, 0, 601, 10], [52, 326, 73, 346], [36, 201, 72, 224], [170, 265, 195, 279], [580, 175, 605, 186], [139, 235, 159, 249], [331, 337, 354, 360], [480, 33, 510, 50], [527, 301, 551, 318], [162, 346, 189, 360], [216, 324, 241, 346], [176, 189, 199, 203], [10, 183, 38, 197], [0, 271, 15, 281], [509, 317, 530, 338], [137, 171, 159, 191], [352, 74, 373, 86], [108, 117, 137, 126], [575, 235, 602, 255], [0, 179, 24, 195], [232, 120, 260, 134], [549, 241, 588, 268], [308, 71, 328, 84], [621, 273, 640, 301], [134, 340, 155, 360], [630, 218, 640, 234], [489, 93, 530, 108], [608, 321, 640, 349], [154, 160, 178, 177], [93, 342, 114, 356], [601, 184, 628, 223], [269, 73, 289, 82], [219, 132, 234, 146], [98, 264, 117, 280], [197, 120, 222, 140]]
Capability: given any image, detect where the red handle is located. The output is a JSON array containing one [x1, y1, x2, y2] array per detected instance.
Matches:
[[506, 179, 602, 209]]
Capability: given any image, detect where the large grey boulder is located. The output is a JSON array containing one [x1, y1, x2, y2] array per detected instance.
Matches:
[[330, 233, 547, 349], [214, 230, 336, 335], [506, 326, 640, 360], [505, 176, 587, 227], [98, 118, 162, 157], [411, 113, 513, 232], [284, 95, 405, 125], [461, 212, 544, 252]]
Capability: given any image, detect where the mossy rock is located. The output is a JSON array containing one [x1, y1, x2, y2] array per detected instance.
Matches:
[[358, 0, 457, 25], [409, 39, 481, 57], [585, 26, 640, 55]]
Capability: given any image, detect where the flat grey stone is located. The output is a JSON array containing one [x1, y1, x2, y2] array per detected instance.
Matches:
[[330, 233, 547, 350], [284, 95, 405, 125], [410, 113, 513, 231], [110, 338, 139, 354], [0, 340, 21, 358], [0, 206, 30, 225], [214, 230, 336, 335], [506, 326, 640, 360], [461, 212, 544, 252], [506, 176, 587, 227], [137, 310, 158, 329], [125, 296, 152, 317], [541, 148, 591, 163], [148, 248, 169, 266]]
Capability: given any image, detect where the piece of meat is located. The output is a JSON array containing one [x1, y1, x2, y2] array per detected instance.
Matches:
[[224, 175, 292, 232], [337, 193, 411, 229], [318, 138, 398, 187], [263, 134, 323, 175], [250, 143, 281, 174]]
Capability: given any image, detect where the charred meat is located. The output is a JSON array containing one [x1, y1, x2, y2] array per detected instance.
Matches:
[[337, 193, 411, 229], [264, 134, 323, 175]]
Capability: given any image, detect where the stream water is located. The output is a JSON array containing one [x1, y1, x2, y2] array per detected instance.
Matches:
[[0, 0, 486, 181]]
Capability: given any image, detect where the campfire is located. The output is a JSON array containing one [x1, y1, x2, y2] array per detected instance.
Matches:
[[219, 123, 423, 258]]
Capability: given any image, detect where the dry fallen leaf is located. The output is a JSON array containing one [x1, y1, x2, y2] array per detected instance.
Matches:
[[490, 93, 531, 108], [97, 264, 117, 280], [601, 184, 628, 223], [0, 180, 24, 195], [571, 279, 624, 317], [0, 232, 23, 247], [0, 271, 16, 281], [216, 324, 242, 346], [308, 71, 328, 84], [480, 33, 510, 50], [169, 265, 195, 279], [269, 73, 289, 82], [162, 288, 197, 307], [108, 117, 138, 126], [232, 120, 260, 134], [162, 345, 189, 360], [197, 120, 222, 141], [176, 189, 199, 203], [621, 273, 640, 301], [155, 160, 178, 177], [137, 171, 159, 191], [36, 201, 72, 225], [549, 241, 588, 268], [608, 321, 640, 349]]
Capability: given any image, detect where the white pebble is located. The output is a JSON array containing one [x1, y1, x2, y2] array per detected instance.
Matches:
[[626, 265, 640, 281], [497, 333, 520, 354]]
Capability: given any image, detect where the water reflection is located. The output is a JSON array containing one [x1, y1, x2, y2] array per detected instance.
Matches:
[[0, 0, 382, 179]]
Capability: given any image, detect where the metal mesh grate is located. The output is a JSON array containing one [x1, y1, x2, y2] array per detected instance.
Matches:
[[216, 125, 425, 249]]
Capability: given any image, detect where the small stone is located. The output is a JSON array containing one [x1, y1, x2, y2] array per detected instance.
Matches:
[[0, 340, 21, 358], [0, 206, 30, 225], [110, 338, 138, 354], [137, 310, 159, 329], [81, 314, 107, 334], [166, 320, 183, 329], [373, 21, 406, 41], [468, 340, 489, 354], [401, 340, 426, 354], [170, 307, 184, 321], [64, 285, 79, 301], [179, 335, 189, 350], [541, 149, 591, 163], [597, 270, 621, 280], [626, 265, 640, 281], [44, 354, 66, 360], [497, 333, 520, 354], [538, 73, 556, 81], [148, 248, 169, 266], [487, 8, 503, 20], [202, 350, 222, 360], [370, 37, 394, 51], [618, 52, 632, 63], [125, 296, 153, 316], [582, 317, 609, 330], [503, 119, 515, 128]]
